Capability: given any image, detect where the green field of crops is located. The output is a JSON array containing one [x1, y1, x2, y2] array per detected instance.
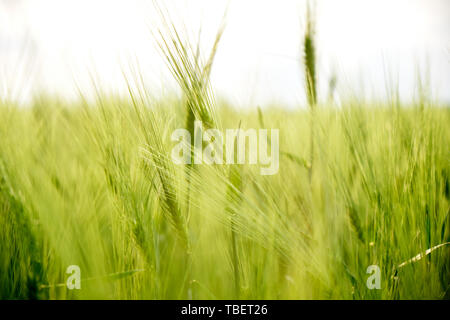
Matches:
[[0, 3, 449, 300], [1, 95, 449, 299]]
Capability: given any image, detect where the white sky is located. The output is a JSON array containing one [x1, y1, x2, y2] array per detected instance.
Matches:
[[1, 0, 449, 107]]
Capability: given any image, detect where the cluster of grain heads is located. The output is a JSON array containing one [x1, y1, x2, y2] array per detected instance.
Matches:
[[151, 2, 228, 298], [153, 3, 227, 227], [124, 81, 190, 251], [153, 2, 225, 131]]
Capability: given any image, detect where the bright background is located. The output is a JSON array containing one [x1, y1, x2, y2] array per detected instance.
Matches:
[[1, 0, 449, 107]]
